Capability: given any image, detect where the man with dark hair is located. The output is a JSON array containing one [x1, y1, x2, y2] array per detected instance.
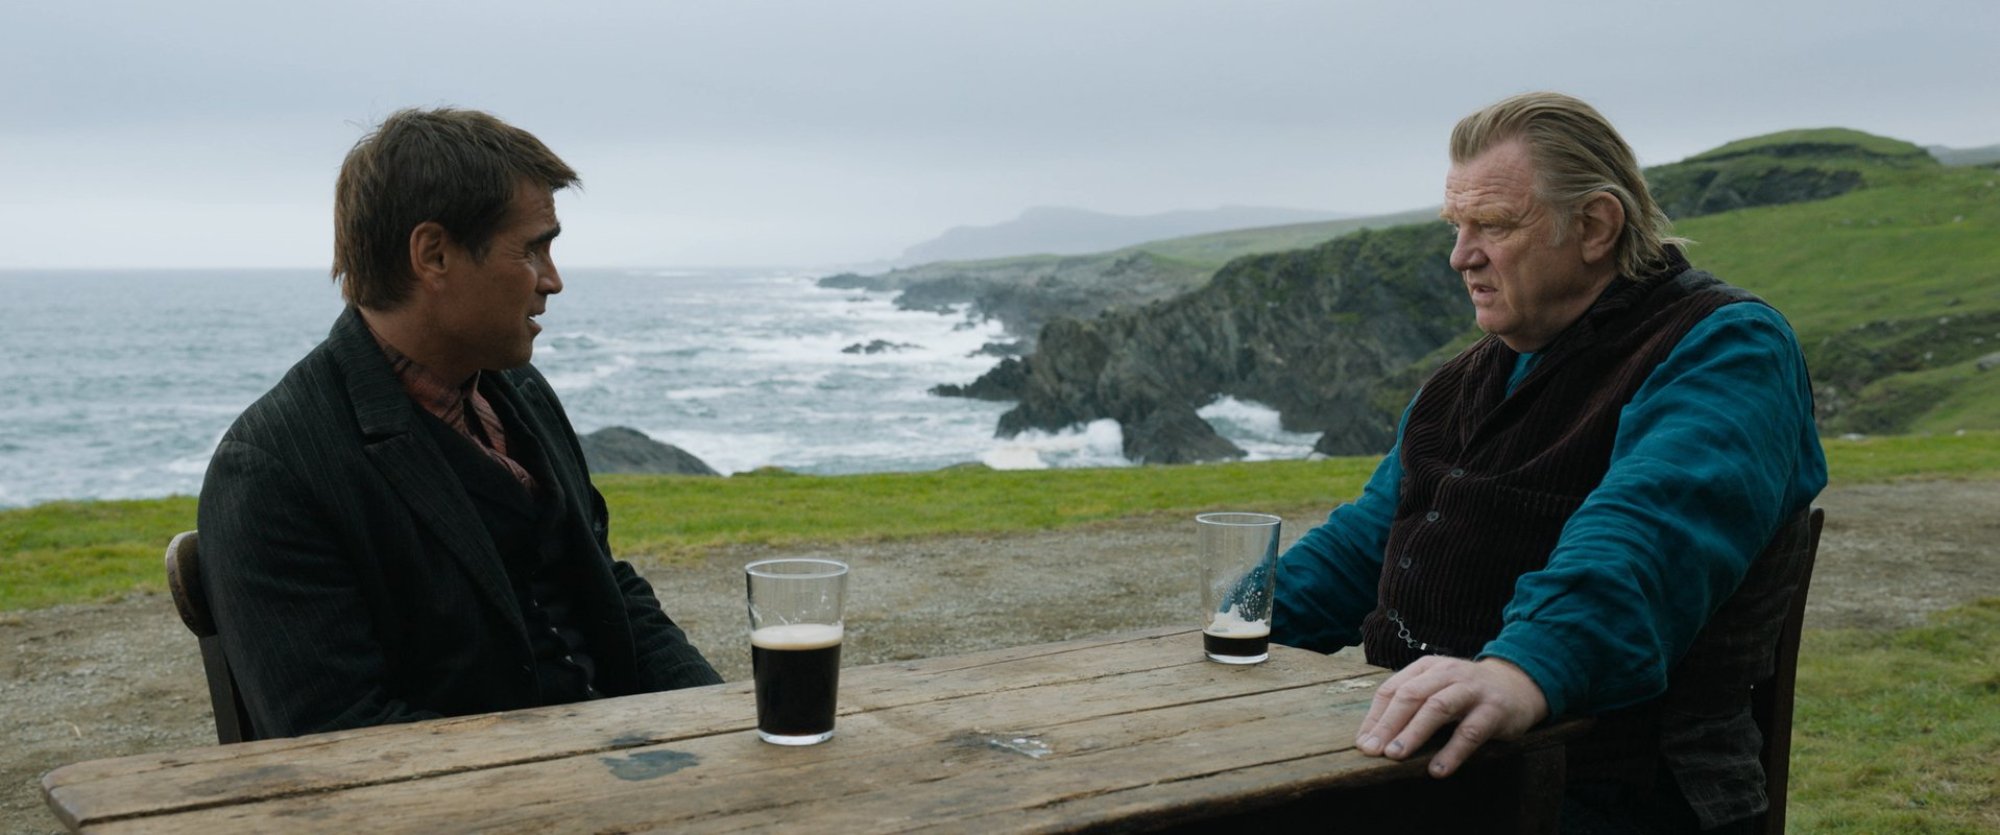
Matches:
[[1271, 92, 1825, 833], [198, 107, 721, 739]]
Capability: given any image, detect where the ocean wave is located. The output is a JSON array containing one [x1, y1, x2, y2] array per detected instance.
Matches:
[[542, 354, 639, 392], [981, 419, 1129, 471], [1199, 396, 1319, 458]]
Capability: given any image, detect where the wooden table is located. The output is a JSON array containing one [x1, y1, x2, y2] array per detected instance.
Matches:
[[43, 626, 1588, 833]]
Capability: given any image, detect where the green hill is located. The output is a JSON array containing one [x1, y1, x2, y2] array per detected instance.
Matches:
[[1677, 163, 2000, 434]]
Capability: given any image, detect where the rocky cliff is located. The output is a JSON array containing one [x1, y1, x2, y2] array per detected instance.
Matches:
[[982, 222, 1468, 460]]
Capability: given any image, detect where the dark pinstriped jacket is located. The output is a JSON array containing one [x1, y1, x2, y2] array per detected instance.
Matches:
[[197, 306, 720, 739]]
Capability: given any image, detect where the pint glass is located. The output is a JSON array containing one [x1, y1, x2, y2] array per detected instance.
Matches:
[[1197, 512, 1281, 664], [745, 558, 849, 745]]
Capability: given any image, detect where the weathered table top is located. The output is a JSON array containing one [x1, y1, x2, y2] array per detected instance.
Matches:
[[42, 626, 1583, 833]]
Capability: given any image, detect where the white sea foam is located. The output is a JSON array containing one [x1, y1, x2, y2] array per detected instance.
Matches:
[[541, 354, 639, 392], [1198, 396, 1320, 460], [980, 419, 1129, 471]]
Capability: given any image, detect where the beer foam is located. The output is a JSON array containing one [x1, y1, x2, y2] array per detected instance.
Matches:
[[1204, 606, 1271, 638], [751, 623, 843, 650]]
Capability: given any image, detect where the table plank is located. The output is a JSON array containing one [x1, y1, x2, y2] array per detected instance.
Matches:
[[46, 626, 1265, 829], [47, 629, 1405, 833], [80, 658, 1389, 833]]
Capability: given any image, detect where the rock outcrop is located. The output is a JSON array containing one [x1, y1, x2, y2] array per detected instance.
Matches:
[[1122, 405, 1246, 464], [985, 222, 1470, 460], [578, 427, 720, 476], [841, 340, 920, 355], [929, 356, 1028, 401]]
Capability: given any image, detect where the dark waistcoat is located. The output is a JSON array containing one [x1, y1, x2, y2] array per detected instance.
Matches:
[[1362, 252, 1757, 667], [1362, 253, 1817, 827], [420, 404, 601, 707]]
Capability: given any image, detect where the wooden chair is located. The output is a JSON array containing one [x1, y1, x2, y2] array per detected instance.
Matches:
[[165, 531, 257, 744], [1749, 507, 1825, 835]]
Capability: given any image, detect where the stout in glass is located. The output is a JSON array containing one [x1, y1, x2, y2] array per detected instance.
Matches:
[[1203, 608, 1271, 664], [745, 557, 849, 746], [1196, 512, 1281, 665], [751, 623, 843, 743]]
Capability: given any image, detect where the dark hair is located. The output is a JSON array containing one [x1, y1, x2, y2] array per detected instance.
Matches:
[[332, 107, 579, 309]]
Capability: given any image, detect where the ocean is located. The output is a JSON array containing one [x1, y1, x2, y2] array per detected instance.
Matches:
[[0, 268, 1319, 509]]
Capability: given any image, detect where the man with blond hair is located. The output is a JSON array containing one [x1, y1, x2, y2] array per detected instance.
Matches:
[[1273, 92, 1825, 833], [198, 108, 721, 739]]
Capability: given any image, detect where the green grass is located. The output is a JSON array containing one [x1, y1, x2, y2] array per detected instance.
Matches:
[[1821, 430, 2000, 482], [0, 497, 198, 611], [551, 457, 1379, 560], [1682, 167, 2000, 334], [1669, 163, 2000, 436], [6, 432, 2000, 612], [1789, 598, 2000, 833]]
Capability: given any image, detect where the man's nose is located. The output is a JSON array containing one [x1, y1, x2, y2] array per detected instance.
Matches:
[[1448, 232, 1484, 272], [540, 264, 563, 295]]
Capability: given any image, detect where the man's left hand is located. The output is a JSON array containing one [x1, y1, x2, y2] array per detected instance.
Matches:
[[1354, 656, 1549, 778]]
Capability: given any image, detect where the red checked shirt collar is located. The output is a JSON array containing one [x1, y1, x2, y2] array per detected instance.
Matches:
[[365, 322, 539, 493]]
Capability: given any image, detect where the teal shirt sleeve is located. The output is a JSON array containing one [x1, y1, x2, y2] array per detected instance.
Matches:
[[1478, 303, 1829, 717], [1270, 403, 1407, 652]]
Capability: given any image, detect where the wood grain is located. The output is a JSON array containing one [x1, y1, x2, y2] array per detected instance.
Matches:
[[44, 628, 1579, 834]]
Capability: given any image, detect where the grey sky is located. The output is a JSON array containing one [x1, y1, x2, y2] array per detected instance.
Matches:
[[4, 0, 1995, 269]]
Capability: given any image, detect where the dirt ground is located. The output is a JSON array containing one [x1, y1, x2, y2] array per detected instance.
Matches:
[[5, 479, 1997, 834]]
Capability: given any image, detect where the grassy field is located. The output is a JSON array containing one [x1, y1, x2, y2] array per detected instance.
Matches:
[[5, 431, 1999, 612], [1790, 598, 2000, 833], [1683, 166, 2000, 334]]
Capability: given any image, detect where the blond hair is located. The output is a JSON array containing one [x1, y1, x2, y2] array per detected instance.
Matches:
[[1451, 92, 1687, 278]]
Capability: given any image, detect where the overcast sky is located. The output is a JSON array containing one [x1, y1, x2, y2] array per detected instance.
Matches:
[[4, 0, 1995, 269]]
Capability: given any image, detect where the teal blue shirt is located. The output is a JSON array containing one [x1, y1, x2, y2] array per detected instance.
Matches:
[[1271, 302, 1827, 717]]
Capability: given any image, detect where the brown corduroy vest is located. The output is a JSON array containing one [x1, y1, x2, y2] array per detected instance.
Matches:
[[1361, 251, 1760, 669]]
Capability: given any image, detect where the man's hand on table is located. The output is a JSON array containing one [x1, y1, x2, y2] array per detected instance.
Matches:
[[1354, 656, 1549, 778]]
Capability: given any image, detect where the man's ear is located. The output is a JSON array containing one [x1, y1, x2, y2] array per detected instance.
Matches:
[[408, 221, 453, 291], [1578, 191, 1624, 266]]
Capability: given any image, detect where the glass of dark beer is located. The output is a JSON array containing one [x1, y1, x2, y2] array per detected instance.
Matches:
[[745, 557, 849, 745], [1197, 512, 1282, 664]]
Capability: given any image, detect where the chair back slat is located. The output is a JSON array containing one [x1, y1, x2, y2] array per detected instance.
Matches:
[[1752, 507, 1825, 835], [164, 531, 257, 744]]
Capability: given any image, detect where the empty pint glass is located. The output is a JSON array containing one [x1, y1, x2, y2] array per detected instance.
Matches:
[[1197, 512, 1282, 664], [745, 558, 849, 745]]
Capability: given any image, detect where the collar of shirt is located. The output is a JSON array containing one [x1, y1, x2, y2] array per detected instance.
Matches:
[[366, 326, 480, 432], [361, 319, 539, 493]]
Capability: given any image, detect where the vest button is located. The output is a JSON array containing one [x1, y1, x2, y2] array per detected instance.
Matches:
[[1449, 468, 1466, 478], [1398, 556, 1413, 569], [1425, 510, 1440, 522]]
